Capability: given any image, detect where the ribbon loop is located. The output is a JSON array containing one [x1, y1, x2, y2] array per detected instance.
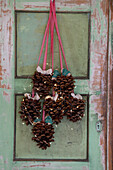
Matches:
[[37, 2, 52, 68], [37, 0, 68, 72], [50, 0, 68, 71]]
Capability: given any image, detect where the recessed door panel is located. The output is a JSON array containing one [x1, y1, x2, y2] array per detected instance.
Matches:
[[16, 12, 89, 78], [15, 95, 88, 160]]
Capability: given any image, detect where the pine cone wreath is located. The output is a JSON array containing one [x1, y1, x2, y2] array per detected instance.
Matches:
[[44, 95, 65, 124], [32, 67, 52, 98], [53, 74, 75, 96], [32, 122, 55, 150], [19, 93, 41, 125], [66, 95, 85, 122]]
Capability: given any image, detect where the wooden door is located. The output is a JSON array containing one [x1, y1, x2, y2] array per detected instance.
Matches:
[[0, 0, 112, 170]]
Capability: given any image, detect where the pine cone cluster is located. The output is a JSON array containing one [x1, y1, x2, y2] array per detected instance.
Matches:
[[44, 97, 64, 124], [53, 75, 75, 96], [32, 122, 55, 149], [19, 69, 85, 150], [32, 71, 52, 98], [19, 96, 41, 125], [65, 97, 85, 122]]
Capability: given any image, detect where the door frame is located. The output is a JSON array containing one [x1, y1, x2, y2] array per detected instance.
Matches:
[[107, 1, 113, 170]]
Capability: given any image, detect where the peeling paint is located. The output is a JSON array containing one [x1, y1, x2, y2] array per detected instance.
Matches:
[[3, 91, 8, 96], [23, 164, 47, 168], [100, 132, 106, 169], [0, 0, 12, 91], [3, 91, 11, 103], [62, 0, 90, 6], [111, 0, 113, 22], [82, 166, 89, 170], [100, 0, 109, 17], [15, 1, 90, 11], [90, 0, 109, 169], [22, 165, 73, 169], [107, 1, 113, 169], [4, 158, 8, 164], [23, 4, 50, 10], [0, 155, 4, 164]]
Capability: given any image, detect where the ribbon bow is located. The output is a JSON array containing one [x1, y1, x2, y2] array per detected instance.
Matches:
[[36, 66, 52, 75]]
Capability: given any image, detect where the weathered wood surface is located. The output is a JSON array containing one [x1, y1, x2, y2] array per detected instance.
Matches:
[[90, 0, 109, 170], [0, 0, 112, 169], [107, 1, 113, 170], [15, 0, 91, 11]]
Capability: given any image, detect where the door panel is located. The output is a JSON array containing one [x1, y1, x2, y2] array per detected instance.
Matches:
[[15, 95, 88, 160], [16, 12, 89, 78], [0, 0, 109, 170]]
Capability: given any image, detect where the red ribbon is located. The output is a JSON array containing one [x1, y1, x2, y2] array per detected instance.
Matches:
[[37, 8, 52, 68], [50, 0, 68, 71], [37, 0, 68, 72]]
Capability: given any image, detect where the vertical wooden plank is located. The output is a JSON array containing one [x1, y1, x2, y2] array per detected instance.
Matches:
[[107, 1, 113, 170], [90, 0, 109, 169], [0, 0, 15, 169]]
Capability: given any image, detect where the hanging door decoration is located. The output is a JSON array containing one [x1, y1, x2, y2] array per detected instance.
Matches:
[[19, 0, 85, 150]]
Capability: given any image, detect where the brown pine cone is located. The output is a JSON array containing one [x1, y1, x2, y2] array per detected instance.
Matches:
[[19, 96, 41, 125], [53, 74, 75, 96], [66, 97, 85, 122], [44, 97, 65, 124], [32, 122, 55, 150], [32, 71, 52, 98], [63, 95, 73, 112]]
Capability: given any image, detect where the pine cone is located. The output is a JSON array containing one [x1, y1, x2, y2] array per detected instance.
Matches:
[[63, 95, 72, 111], [32, 122, 55, 150], [53, 74, 75, 96], [66, 97, 85, 122], [44, 97, 65, 124], [19, 96, 41, 125], [32, 71, 52, 98]]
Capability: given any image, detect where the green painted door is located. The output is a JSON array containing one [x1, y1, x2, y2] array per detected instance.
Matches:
[[0, 0, 109, 170]]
